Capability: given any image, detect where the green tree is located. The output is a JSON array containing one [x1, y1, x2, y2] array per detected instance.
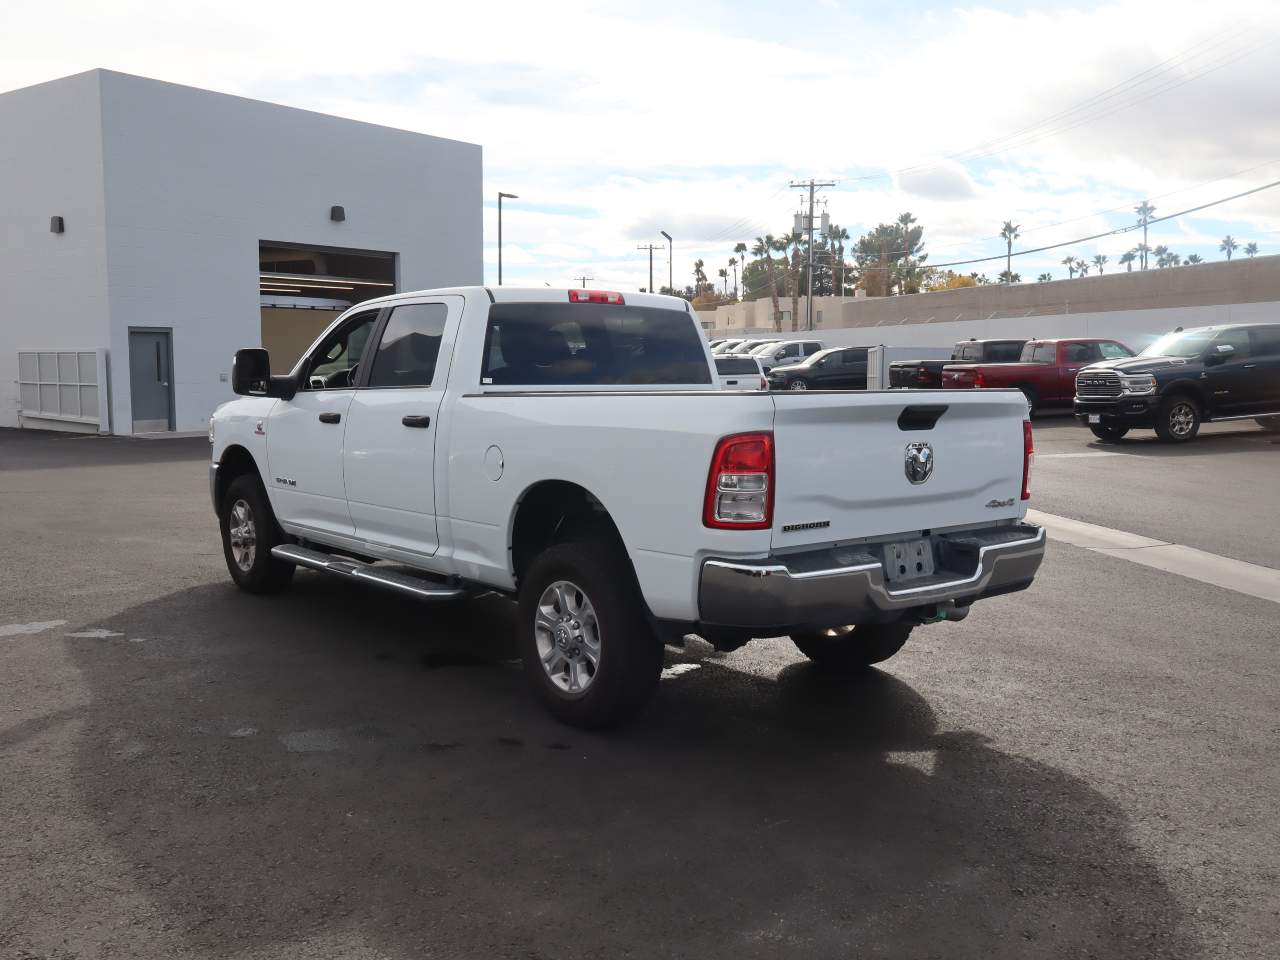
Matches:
[[997, 269, 1021, 284], [717, 267, 728, 295], [693, 259, 707, 295], [1185, 253, 1203, 265], [1220, 235, 1238, 260], [1244, 241, 1259, 258], [1092, 254, 1108, 275], [827, 224, 850, 295], [751, 235, 783, 330], [1119, 250, 1136, 272], [1000, 220, 1020, 282], [1037, 272, 1052, 282], [1135, 201, 1156, 268], [781, 231, 803, 331], [1077, 262, 1090, 276], [732, 242, 748, 297], [1061, 256, 1076, 278]]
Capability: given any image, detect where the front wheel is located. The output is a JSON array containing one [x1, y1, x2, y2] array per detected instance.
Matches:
[[790, 623, 913, 674], [788, 379, 809, 391], [220, 475, 295, 593], [1154, 395, 1201, 442], [1089, 423, 1129, 442], [518, 538, 663, 728], [1256, 415, 1280, 432]]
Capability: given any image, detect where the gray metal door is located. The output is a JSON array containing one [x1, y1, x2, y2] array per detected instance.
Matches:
[[128, 330, 173, 431]]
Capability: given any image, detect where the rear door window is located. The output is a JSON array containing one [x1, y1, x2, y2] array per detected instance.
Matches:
[[1249, 325, 1280, 355], [367, 302, 447, 388], [481, 303, 712, 386], [985, 342, 1023, 362], [715, 357, 758, 375], [1027, 343, 1057, 363], [1065, 342, 1101, 363]]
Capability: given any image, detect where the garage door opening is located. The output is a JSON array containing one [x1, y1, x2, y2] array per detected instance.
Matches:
[[259, 242, 397, 371]]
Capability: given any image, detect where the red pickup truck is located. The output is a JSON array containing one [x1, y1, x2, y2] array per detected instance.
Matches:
[[941, 338, 1135, 415]]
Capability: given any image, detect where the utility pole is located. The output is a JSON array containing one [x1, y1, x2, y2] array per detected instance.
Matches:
[[574, 274, 594, 288], [636, 244, 664, 293], [789, 178, 836, 330], [660, 231, 673, 295]]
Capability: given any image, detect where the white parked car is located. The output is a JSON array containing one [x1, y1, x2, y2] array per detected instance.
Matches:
[[210, 287, 1044, 727], [714, 354, 769, 391], [751, 338, 825, 373]]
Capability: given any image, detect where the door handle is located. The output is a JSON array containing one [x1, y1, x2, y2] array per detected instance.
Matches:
[[402, 414, 432, 428], [318, 412, 341, 424]]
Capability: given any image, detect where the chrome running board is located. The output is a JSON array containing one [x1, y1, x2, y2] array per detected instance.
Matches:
[[271, 544, 465, 601]]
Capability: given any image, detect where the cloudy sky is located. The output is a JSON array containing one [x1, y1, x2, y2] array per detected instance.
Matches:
[[6, 0, 1280, 292]]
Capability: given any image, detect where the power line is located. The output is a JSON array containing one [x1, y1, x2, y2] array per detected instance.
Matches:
[[926, 175, 1280, 269]]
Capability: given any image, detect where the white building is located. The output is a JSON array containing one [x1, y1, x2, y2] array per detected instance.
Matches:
[[1, 69, 481, 435]]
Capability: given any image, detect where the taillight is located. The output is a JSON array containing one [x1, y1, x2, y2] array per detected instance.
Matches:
[[916, 368, 928, 382], [569, 289, 625, 305], [1021, 419, 1034, 500], [974, 371, 986, 388], [704, 432, 774, 529]]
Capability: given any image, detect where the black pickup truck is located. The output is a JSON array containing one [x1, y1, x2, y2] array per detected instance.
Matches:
[[1074, 322, 1280, 442], [888, 338, 1027, 388]]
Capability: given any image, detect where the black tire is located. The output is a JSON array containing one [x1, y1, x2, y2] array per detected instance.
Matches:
[[788, 378, 810, 391], [1154, 394, 1201, 443], [790, 622, 913, 674], [1018, 386, 1039, 418], [220, 474, 295, 594], [518, 538, 663, 729], [1089, 424, 1129, 443], [1256, 415, 1280, 432]]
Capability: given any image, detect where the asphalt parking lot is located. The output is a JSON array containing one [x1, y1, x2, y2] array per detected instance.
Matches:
[[2, 419, 1278, 960]]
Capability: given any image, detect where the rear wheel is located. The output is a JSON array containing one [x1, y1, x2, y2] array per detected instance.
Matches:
[[789, 379, 809, 391], [1089, 423, 1129, 443], [518, 538, 663, 728], [1154, 395, 1201, 442], [1018, 386, 1039, 418], [790, 623, 913, 674], [1255, 415, 1280, 432], [220, 475, 295, 593]]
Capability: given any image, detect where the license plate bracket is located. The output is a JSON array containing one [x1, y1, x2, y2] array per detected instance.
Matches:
[[883, 538, 935, 583]]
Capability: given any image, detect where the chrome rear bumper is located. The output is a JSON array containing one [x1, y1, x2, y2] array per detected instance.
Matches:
[[698, 523, 1045, 632]]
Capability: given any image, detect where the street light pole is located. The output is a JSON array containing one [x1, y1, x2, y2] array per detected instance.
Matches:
[[660, 231, 672, 295], [497, 191, 518, 285]]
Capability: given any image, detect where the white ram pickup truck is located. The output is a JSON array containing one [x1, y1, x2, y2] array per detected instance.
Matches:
[[210, 287, 1044, 727]]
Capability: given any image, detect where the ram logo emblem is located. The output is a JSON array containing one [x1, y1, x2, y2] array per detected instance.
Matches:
[[904, 442, 934, 484]]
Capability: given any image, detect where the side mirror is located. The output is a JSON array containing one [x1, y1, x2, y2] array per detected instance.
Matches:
[[232, 348, 296, 399]]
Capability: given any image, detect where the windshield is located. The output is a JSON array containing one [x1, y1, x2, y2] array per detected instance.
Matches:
[[1140, 330, 1216, 358], [804, 347, 840, 365]]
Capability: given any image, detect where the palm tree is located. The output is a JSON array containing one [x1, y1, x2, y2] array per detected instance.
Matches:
[[1077, 262, 1090, 276], [828, 224, 850, 295], [997, 269, 1021, 284], [1220, 235, 1238, 260], [1135, 201, 1156, 268], [751, 235, 783, 331], [1244, 242, 1259, 258], [1119, 250, 1137, 272], [782, 231, 803, 331], [717, 267, 728, 295], [1061, 255, 1076, 279], [1134, 243, 1151, 271], [693, 259, 707, 295], [1152, 245, 1170, 268], [732, 242, 748, 296], [1092, 254, 1108, 275], [1037, 272, 1052, 282], [1000, 220, 1020, 281], [1185, 253, 1203, 265], [728, 257, 738, 298]]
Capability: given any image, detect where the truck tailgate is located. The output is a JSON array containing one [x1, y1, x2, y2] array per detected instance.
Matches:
[[770, 390, 1029, 550]]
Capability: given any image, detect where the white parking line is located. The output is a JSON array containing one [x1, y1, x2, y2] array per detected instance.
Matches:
[[1038, 452, 1123, 459], [1027, 509, 1280, 605]]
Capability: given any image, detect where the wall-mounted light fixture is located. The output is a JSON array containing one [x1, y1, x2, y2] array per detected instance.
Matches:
[[330, 205, 345, 222], [50, 216, 65, 234]]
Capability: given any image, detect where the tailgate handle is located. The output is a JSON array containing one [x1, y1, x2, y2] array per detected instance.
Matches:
[[898, 405, 948, 431]]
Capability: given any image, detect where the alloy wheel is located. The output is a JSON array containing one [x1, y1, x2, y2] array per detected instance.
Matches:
[[1169, 401, 1196, 438], [534, 580, 602, 695], [228, 499, 257, 572]]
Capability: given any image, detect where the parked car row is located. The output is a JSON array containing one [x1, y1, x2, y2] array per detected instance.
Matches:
[[709, 322, 1280, 442]]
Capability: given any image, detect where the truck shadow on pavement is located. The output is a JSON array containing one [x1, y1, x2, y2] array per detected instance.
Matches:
[[61, 575, 1202, 960]]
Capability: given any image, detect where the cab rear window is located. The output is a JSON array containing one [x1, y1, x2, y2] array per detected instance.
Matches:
[[481, 303, 712, 386], [715, 356, 758, 375]]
